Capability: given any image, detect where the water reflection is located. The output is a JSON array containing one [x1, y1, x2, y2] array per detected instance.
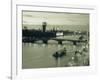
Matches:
[[22, 40, 89, 69]]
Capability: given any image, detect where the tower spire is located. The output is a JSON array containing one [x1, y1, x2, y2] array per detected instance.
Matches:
[[42, 22, 47, 32]]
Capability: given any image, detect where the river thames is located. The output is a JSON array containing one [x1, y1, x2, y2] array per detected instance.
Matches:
[[22, 35, 89, 69]]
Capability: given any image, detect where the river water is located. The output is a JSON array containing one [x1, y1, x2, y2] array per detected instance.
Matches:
[[22, 35, 89, 69]]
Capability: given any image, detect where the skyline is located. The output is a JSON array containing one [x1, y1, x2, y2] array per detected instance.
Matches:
[[22, 11, 89, 31]]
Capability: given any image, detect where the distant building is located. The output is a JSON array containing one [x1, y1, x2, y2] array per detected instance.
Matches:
[[42, 22, 47, 32]]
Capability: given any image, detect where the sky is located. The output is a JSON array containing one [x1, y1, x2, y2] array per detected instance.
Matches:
[[22, 11, 89, 26]]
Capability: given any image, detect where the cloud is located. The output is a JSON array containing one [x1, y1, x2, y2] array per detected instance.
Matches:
[[23, 11, 89, 25]]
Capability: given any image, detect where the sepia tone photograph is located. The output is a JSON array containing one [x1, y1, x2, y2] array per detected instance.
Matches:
[[22, 10, 89, 69]]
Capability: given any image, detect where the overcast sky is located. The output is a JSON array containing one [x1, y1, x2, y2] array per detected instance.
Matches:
[[22, 11, 89, 26]]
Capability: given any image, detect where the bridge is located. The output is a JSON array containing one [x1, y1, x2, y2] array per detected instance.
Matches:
[[23, 37, 87, 45]]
